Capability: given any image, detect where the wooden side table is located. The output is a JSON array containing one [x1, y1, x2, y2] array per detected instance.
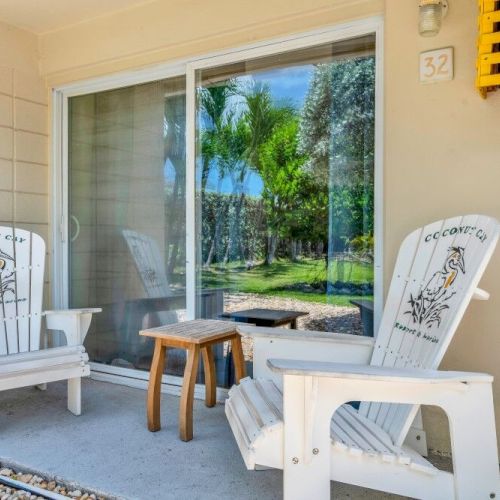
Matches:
[[140, 319, 246, 441]]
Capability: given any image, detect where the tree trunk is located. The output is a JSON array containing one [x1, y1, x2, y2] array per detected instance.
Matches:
[[290, 239, 298, 262], [167, 242, 179, 278], [265, 234, 278, 265], [316, 241, 324, 259], [204, 239, 216, 268], [235, 192, 246, 262], [166, 164, 183, 280], [204, 175, 224, 268], [223, 238, 232, 267], [204, 212, 223, 268]]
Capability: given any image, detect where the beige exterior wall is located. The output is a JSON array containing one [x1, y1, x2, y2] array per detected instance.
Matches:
[[1, 0, 499, 453], [0, 21, 50, 304], [384, 0, 500, 453], [39, 0, 383, 86]]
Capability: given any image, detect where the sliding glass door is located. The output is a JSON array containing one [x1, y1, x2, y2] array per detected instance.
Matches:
[[63, 24, 380, 386], [68, 76, 188, 375], [195, 35, 376, 376]]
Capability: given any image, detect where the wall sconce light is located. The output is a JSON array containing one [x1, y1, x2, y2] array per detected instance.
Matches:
[[419, 0, 449, 37]]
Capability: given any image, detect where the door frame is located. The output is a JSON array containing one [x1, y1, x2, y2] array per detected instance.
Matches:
[[52, 15, 384, 387]]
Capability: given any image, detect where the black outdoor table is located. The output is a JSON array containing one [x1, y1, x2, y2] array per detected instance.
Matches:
[[221, 308, 308, 329]]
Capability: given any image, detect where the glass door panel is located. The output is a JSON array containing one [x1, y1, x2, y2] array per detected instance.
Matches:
[[195, 35, 376, 383], [68, 76, 187, 375]]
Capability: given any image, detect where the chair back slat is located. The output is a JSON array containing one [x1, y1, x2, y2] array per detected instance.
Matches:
[[0, 227, 45, 355], [0, 293, 6, 355], [0, 228, 17, 355], [14, 229, 33, 352], [123, 229, 170, 298], [29, 233, 45, 351], [359, 215, 499, 445]]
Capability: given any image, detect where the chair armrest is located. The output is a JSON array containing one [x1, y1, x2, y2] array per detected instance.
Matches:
[[44, 308, 102, 346], [267, 358, 492, 384], [473, 287, 490, 300]]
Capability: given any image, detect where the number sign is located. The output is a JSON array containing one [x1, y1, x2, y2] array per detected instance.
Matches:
[[419, 47, 454, 83]]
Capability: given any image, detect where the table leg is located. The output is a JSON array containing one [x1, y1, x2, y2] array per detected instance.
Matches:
[[179, 344, 200, 441], [290, 318, 298, 329], [231, 335, 247, 384], [201, 345, 216, 408], [147, 339, 167, 432]]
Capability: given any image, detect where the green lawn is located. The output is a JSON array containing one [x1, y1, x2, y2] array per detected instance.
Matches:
[[202, 258, 373, 306]]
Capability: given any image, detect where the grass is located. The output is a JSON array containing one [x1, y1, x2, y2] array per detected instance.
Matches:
[[202, 258, 373, 306]]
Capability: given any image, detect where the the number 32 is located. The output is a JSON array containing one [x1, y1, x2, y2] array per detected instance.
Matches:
[[424, 54, 449, 77]]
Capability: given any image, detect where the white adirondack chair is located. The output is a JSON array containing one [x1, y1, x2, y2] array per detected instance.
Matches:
[[226, 215, 500, 499], [123, 229, 185, 325], [123, 228, 224, 321], [0, 227, 100, 415], [123, 229, 173, 300]]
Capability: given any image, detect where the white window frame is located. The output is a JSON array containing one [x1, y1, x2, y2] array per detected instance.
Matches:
[[52, 15, 384, 389]]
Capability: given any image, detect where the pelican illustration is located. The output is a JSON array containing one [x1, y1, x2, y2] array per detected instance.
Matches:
[[0, 248, 13, 269], [406, 246, 465, 328]]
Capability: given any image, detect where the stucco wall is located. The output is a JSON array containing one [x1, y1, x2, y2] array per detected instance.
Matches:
[[39, 0, 383, 85], [0, 21, 50, 305], [3, 0, 499, 453]]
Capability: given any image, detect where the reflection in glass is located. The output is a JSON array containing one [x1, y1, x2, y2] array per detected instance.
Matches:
[[195, 36, 376, 379], [68, 76, 190, 375]]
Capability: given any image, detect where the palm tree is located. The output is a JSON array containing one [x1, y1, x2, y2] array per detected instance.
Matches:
[[243, 82, 295, 171], [242, 82, 296, 264], [198, 81, 241, 267], [199, 81, 237, 192]]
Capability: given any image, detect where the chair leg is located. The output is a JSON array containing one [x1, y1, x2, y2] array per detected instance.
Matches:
[[446, 383, 500, 499], [67, 377, 81, 416], [283, 375, 332, 500]]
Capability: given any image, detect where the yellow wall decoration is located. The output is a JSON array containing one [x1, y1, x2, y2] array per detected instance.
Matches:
[[477, 0, 500, 97]]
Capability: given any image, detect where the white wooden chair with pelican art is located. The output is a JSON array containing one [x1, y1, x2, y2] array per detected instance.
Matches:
[[226, 214, 500, 499], [0, 226, 100, 415]]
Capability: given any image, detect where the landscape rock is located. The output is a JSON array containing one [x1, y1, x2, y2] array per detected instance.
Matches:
[[0, 465, 106, 499]]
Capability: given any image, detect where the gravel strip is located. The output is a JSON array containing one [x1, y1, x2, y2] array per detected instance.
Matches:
[[0, 468, 108, 500]]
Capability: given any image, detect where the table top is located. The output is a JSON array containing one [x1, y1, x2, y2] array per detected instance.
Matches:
[[139, 319, 239, 344], [223, 308, 308, 322]]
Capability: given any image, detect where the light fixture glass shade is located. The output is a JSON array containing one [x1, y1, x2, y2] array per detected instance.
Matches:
[[419, 1, 443, 37]]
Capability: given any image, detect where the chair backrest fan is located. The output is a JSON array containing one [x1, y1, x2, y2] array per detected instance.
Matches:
[[123, 230, 170, 299], [359, 215, 499, 446], [0, 227, 45, 356]]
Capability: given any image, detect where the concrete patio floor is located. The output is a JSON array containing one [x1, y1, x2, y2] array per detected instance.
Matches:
[[0, 379, 420, 499]]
